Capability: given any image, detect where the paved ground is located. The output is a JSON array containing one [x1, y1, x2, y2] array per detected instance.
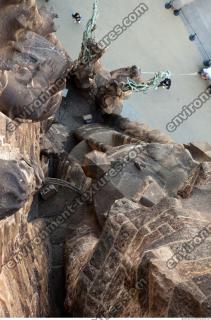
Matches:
[[181, 0, 211, 61], [38, 0, 211, 144]]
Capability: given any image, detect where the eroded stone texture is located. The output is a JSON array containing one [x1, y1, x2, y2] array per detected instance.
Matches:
[[0, 2, 68, 311], [0, 0, 70, 121], [1, 1, 211, 317], [185, 141, 211, 162], [41, 122, 69, 156], [71, 41, 105, 91], [95, 66, 142, 114], [70, 38, 143, 114], [103, 113, 174, 144], [65, 194, 211, 317], [65, 122, 211, 317], [0, 112, 43, 219], [0, 158, 37, 218], [0, 203, 50, 317], [0, 111, 50, 317], [71, 123, 199, 225], [65, 230, 98, 313]]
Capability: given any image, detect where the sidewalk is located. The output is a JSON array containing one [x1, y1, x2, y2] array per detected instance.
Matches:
[[178, 0, 211, 61]]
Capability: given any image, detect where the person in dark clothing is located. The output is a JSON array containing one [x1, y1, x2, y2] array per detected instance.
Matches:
[[207, 85, 211, 95], [72, 12, 82, 23], [158, 77, 172, 90]]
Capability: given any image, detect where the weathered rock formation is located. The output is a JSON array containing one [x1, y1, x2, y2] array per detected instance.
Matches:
[[0, 112, 50, 317], [64, 124, 211, 317], [72, 55, 143, 114], [70, 21, 143, 114], [95, 66, 142, 114], [66, 195, 211, 317], [0, 0, 211, 318], [0, 0, 70, 122], [71, 40, 105, 91], [0, 0, 69, 317]]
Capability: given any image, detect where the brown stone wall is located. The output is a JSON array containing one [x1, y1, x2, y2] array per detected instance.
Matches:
[[0, 112, 50, 317]]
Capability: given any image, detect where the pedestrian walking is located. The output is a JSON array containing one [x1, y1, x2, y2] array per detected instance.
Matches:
[[72, 12, 82, 24], [199, 67, 211, 80]]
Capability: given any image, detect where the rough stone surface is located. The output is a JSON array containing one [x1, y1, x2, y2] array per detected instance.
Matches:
[[66, 195, 211, 317], [0, 0, 211, 318], [0, 112, 50, 317], [185, 141, 211, 162], [64, 123, 211, 317], [0, 0, 70, 121], [0, 0, 69, 316]]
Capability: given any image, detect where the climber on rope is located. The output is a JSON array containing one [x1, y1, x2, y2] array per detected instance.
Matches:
[[72, 12, 82, 24], [158, 76, 172, 90]]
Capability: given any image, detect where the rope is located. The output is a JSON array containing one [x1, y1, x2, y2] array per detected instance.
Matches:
[[80, 0, 99, 63], [141, 71, 198, 76], [121, 70, 171, 93]]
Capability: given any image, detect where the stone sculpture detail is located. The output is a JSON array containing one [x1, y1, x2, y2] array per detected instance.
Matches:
[[0, 0, 210, 318]]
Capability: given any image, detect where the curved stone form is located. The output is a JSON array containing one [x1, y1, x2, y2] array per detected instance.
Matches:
[[0, 0, 70, 121], [0, 205, 51, 317], [96, 79, 131, 114], [0, 111, 50, 317], [65, 231, 98, 313], [0, 1, 69, 316], [96, 66, 143, 114], [76, 116, 173, 146], [65, 195, 211, 317], [71, 44, 142, 114], [72, 121, 173, 168], [0, 158, 38, 218], [41, 122, 69, 156], [0, 0, 56, 46], [65, 123, 211, 317], [71, 125, 194, 226], [1, 1, 211, 317], [104, 114, 174, 144], [94, 142, 200, 225], [0, 110, 44, 219], [56, 154, 91, 194], [71, 41, 105, 91]]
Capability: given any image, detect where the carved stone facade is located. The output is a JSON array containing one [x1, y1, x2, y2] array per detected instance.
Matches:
[[0, 0, 70, 122], [65, 124, 211, 317], [0, 0, 210, 317], [0, 112, 50, 317]]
